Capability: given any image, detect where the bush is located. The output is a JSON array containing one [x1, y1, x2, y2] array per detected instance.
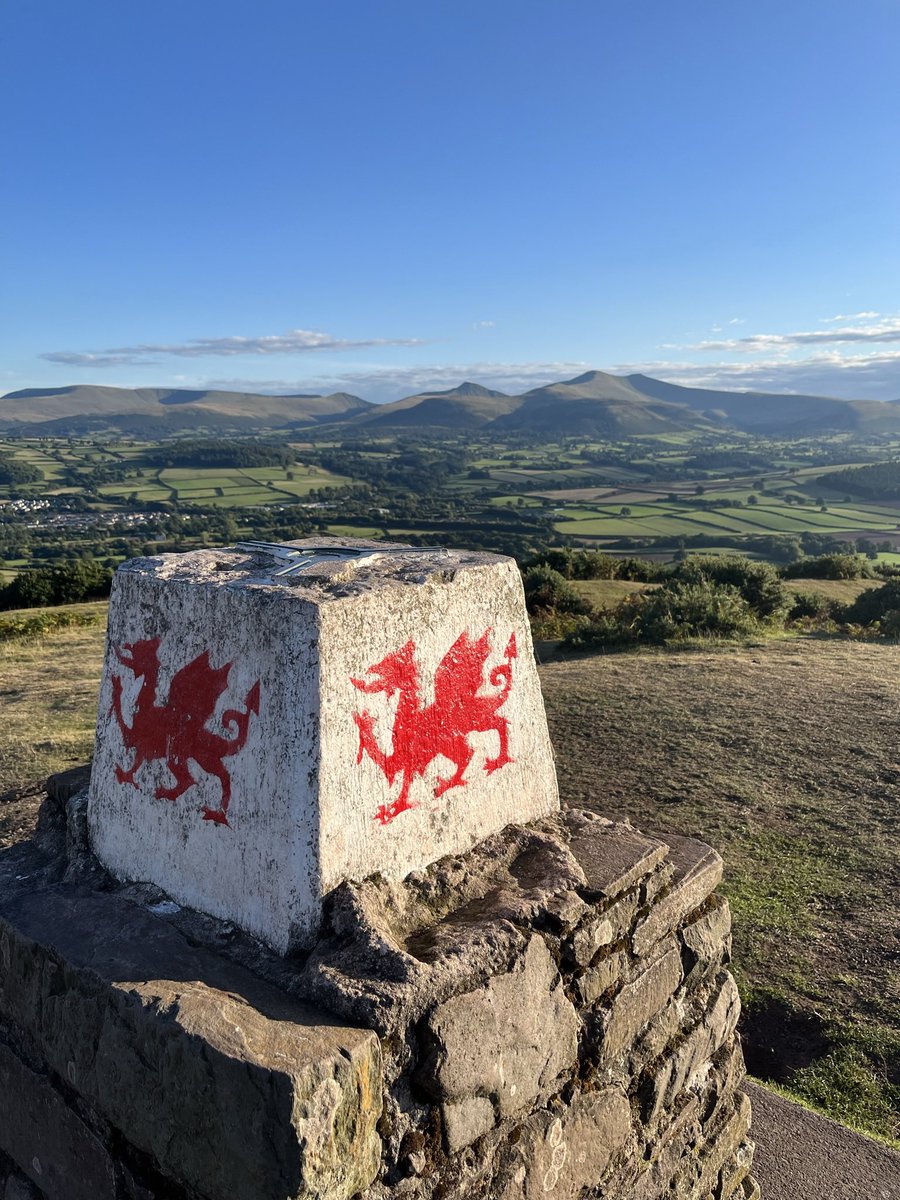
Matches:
[[629, 581, 759, 641], [782, 553, 871, 581], [565, 579, 759, 650], [843, 579, 900, 628], [0, 560, 114, 611], [788, 590, 835, 621], [669, 556, 790, 621], [522, 565, 591, 615]]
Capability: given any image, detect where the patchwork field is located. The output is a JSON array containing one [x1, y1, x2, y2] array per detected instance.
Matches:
[[553, 495, 900, 542], [0, 438, 351, 508]]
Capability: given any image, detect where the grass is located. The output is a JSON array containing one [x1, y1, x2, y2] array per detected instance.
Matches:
[[539, 639, 900, 1142], [571, 578, 655, 609], [0, 608, 106, 796], [0, 438, 352, 508], [781, 577, 881, 604]]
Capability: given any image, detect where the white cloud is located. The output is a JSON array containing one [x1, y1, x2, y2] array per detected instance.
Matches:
[[686, 316, 900, 354], [41, 328, 425, 367], [472, 320, 496, 329], [822, 311, 880, 323], [608, 350, 900, 400]]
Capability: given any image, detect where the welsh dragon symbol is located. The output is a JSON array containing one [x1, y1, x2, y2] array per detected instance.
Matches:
[[352, 629, 517, 825], [109, 637, 260, 827]]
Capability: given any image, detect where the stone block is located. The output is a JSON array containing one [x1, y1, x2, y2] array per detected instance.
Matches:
[[421, 936, 579, 1150], [644, 973, 741, 1124], [681, 895, 733, 983], [0, 1038, 116, 1200], [633, 835, 724, 955], [602, 941, 683, 1059], [0, 851, 383, 1200], [88, 539, 559, 953], [301, 816, 588, 1036], [575, 948, 630, 1007], [567, 821, 668, 901], [497, 1088, 632, 1200]]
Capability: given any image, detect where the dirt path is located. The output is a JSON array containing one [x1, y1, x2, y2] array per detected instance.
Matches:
[[748, 1081, 899, 1199]]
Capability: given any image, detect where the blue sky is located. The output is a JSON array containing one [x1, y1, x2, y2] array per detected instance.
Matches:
[[2, 0, 899, 403]]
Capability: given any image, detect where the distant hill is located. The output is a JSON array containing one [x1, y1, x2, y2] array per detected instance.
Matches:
[[622, 375, 900, 434], [4, 371, 900, 437], [352, 382, 520, 430], [0, 385, 369, 435], [489, 371, 718, 436]]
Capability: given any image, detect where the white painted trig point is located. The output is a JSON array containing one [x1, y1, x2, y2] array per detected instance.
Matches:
[[88, 538, 559, 952]]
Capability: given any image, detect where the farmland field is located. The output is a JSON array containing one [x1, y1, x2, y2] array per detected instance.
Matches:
[[553, 495, 900, 543]]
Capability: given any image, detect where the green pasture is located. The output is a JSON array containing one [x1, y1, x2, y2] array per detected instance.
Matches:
[[93, 463, 350, 507], [554, 493, 900, 541], [0, 439, 352, 508]]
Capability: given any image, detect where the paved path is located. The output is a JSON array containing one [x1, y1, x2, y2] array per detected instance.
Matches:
[[747, 1081, 899, 1200]]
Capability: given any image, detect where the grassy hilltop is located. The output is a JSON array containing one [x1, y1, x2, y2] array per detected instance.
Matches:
[[1, 612, 897, 1144]]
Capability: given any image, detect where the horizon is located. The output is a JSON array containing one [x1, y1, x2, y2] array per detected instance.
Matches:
[[3, 364, 898, 408], [2, 1, 899, 405]]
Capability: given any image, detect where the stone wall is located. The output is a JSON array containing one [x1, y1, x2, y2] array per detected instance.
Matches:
[[0, 772, 757, 1200]]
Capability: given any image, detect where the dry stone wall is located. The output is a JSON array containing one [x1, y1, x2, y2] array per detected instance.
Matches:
[[0, 771, 757, 1200]]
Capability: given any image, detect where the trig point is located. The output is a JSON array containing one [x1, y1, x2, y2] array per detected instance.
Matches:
[[88, 537, 559, 952]]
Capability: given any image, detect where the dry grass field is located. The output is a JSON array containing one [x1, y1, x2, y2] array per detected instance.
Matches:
[[0, 614, 897, 1140], [0, 609, 106, 798]]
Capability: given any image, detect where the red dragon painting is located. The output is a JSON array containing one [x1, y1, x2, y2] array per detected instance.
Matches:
[[109, 636, 260, 826], [351, 629, 517, 825]]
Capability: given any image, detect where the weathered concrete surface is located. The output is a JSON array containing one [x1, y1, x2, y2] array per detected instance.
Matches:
[[88, 538, 558, 952], [0, 843, 383, 1200], [301, 814, 593, 1036]]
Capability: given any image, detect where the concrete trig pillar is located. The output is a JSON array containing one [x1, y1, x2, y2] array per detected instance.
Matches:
[[88, 538, 559, 952]]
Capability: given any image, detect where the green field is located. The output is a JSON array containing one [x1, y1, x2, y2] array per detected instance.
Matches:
[[0, 438, 351, 508], [553, 493, 900, 542]]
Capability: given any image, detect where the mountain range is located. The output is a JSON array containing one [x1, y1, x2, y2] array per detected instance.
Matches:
[[3, 372, 900, 438]]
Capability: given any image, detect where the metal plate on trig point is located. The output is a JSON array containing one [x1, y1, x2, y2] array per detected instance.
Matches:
[[234, 541, 447, 578]]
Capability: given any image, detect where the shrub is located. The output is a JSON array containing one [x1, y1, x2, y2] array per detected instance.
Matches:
[[782, 553, 871, 581], [0, 560, 114, 611], [630, 580, 759, 641], [564, 579, 759, 650], [789, 590, 835, 620], [843, 579, 900, 628], [522, 565, 591, 615], [669, 556, 790, 621]]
